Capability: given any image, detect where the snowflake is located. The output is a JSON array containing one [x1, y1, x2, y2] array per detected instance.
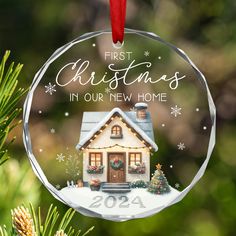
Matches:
[[55, 184, 60, 189], [144, 51, 150, 57], [92, 43, 96, 47], [65, 112, 69, 117], [105, 87, 111, 94], [45, 82, 56, 95], [177, 142, 185, 150], [170, 165, 173, 168], [39, 148, 43, 153], [56, 153, 65, 162], [171, 105, 182, 117], [175, 183, 180, 189], [196, 108, 200, 112], [161, 123, 165, 127], [158, 56, 162, 60], [130, 107, 136, 112], [203, 126, 207, 130]]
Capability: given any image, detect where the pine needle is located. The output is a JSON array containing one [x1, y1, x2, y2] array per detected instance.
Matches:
[[1, 204, 94, 236], [0, 51, 26, 166], [80, 227, 94, 236]]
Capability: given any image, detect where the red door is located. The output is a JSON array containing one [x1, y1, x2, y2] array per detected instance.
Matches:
[[108, 153, 125, 183]]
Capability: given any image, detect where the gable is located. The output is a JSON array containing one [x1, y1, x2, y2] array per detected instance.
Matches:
[[76, 108, 158, 151], [79, 111, 155, 142], [84, 117, 151, 149]]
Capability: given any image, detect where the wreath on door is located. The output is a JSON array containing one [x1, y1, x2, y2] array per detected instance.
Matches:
[[110, 159, 124, 170]]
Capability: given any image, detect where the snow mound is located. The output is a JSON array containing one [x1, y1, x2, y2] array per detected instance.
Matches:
[[60, 186, 180, 218]]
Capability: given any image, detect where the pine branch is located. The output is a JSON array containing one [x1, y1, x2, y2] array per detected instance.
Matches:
[[0, 51, 26, 165], [0, 204, 94, 236]]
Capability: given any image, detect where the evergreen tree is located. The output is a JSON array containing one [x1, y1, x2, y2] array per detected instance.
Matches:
[[148, 164, 170, 194]]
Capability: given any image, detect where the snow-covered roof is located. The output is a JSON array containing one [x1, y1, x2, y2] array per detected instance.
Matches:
[[134, 102, 148, 109], [76, 107, 158, 151]]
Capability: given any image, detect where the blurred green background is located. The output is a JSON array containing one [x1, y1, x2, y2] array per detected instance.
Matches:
[[0, 0, 236, 235]]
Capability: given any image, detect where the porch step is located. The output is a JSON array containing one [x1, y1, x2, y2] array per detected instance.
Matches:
[[102, 183, 131, 193]]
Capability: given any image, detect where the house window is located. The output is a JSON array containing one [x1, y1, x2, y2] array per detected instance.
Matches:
[[129, 153, 142, 165], [110, 125, 123, 138], [89, 153, 103, 166]]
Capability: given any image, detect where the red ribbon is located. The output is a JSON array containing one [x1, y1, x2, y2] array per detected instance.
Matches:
[[109, 0, 127, 44]]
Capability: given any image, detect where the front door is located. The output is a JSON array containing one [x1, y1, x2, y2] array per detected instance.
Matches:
[[108, 153, 125, 183]]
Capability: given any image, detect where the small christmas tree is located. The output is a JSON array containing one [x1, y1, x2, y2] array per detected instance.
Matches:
[[148, 164, 171, 194]]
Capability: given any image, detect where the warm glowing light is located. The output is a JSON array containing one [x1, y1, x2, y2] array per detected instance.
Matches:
[[85, 144, 150, 150]]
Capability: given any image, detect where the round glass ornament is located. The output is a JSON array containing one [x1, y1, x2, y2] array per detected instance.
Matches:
[[23, 29, 216, 221]]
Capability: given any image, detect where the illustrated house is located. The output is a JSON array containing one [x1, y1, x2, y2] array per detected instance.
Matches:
[[76, 103, 158, 188]]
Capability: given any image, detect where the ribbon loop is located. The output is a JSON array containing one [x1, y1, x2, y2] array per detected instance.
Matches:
[[109, 0, 127, 44]]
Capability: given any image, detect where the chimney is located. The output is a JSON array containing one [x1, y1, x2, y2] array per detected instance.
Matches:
[[134, 103, 148, 120]]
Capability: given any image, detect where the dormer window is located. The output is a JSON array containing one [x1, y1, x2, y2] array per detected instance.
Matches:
[[110, 125, 123, 139]]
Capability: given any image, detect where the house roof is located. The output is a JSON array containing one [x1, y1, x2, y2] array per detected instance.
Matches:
[[76, 107, 158, 151]]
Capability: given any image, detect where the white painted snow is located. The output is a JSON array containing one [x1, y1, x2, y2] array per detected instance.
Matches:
[[60, 186, 180, 217]]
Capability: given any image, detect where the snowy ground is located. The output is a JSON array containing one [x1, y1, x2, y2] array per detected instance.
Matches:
[[60, 186, 180, 217]]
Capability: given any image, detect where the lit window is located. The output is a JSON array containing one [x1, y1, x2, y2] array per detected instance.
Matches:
[[129, 153, 142, 165], [89, 153, 102, 166], [110, 125, 123, 138]]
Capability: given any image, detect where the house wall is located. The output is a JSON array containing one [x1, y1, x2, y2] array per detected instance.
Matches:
[[82, 117, 151, 183]]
